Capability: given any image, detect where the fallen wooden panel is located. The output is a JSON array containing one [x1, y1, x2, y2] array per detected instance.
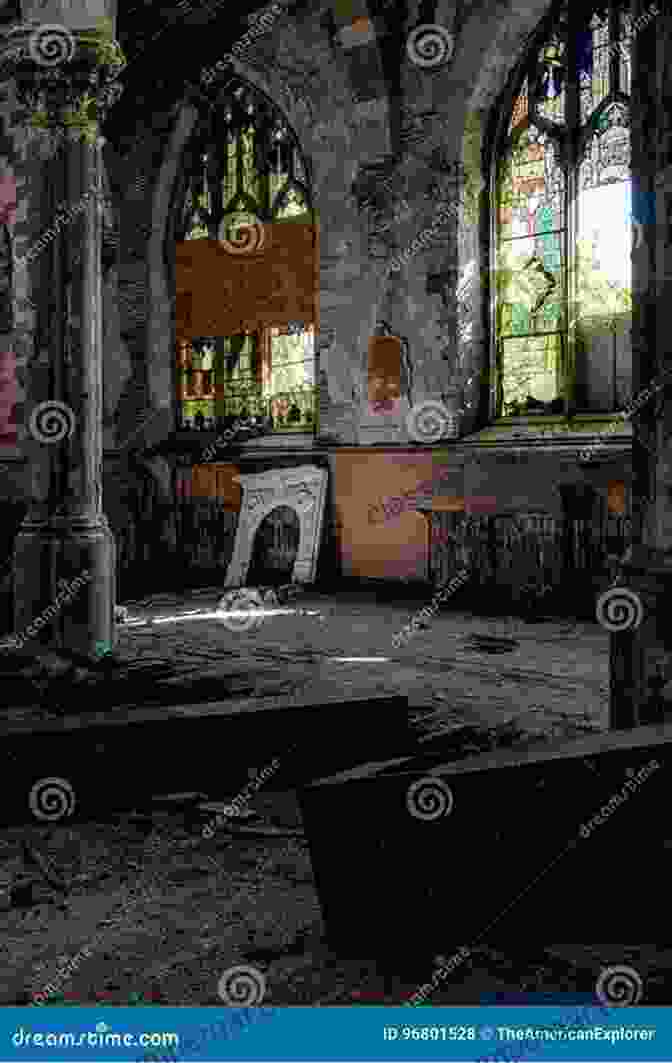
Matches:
[[0, 693, 412, 827], [297, 722, 672, 962]]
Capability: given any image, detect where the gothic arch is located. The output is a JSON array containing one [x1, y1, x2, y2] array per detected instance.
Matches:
[[150, 71, 317, 437], [449, 0, 555, 430]]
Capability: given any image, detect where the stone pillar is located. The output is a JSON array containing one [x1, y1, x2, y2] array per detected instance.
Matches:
[[1, 18, 125, 657], [604, 0, 672, 728]]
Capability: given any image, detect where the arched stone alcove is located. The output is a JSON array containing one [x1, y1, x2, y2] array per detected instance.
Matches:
[[225, 465, 328, 587], [247, 503, 301, 586]]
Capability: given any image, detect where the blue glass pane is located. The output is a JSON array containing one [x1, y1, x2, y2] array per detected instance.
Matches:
[[577, 30, 593, 79], [629, 178, 655, 226]]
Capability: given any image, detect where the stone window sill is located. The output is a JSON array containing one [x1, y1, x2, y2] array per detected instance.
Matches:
[[459, 415, 632, 450]]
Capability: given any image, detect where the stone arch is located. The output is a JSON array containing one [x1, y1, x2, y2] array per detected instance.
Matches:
[[225, 466, 328, 587], [247, 503, 301, 585], [450, 0, 553, 431], [149, 69, 317, 435]]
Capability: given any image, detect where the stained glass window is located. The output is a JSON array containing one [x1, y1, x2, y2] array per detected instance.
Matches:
[[494, 0, 633, 417], [175, 76, 315, 434]]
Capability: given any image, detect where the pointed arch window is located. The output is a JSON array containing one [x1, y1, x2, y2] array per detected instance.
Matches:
[[174, 78, 316, 434], [493, 0, 633, 418]]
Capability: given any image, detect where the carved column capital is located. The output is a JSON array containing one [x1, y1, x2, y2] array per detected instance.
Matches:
[[0, 21, 125, 146]]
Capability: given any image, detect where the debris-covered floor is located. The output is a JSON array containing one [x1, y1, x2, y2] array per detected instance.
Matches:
[[1, 587, 669, 1009]]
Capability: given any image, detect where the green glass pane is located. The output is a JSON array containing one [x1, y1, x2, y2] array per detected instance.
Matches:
[[500, 334, 563, 411], [241, 128, 260, 204], [276, 184, 309, 218], [511, 303, 530, 333], [496, 238, 563, 338]]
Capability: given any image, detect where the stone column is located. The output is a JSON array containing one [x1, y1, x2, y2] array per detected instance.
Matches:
[[1, 18, 125, 657], [604, 0, 672, 728]]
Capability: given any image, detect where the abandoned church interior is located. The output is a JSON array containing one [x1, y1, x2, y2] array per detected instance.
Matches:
[[0, 0, 671, 1012]]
